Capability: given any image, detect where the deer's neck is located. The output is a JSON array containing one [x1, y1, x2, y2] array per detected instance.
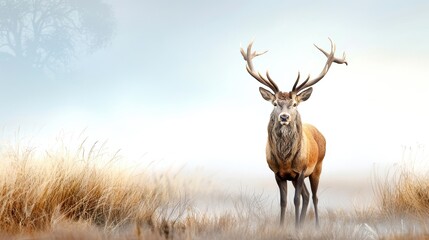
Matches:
[[268, 114, 303, 162]]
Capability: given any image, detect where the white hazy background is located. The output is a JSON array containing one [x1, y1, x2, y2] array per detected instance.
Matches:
[[2, 0, 429, 208]]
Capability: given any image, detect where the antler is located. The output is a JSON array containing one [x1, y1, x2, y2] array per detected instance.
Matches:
[[292, 38, 347, 94], [241, 42, 279, 93]]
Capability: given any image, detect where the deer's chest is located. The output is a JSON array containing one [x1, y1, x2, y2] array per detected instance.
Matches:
[[265, 136, 313, 180]]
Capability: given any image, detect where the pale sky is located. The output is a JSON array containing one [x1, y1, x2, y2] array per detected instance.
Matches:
[[1, 0, 429, 200]]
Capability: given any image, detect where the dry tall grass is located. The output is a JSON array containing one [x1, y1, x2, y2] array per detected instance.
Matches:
[[0, 139, 181, 236], [375, 160, 429, 218], [1, 139, 429, 239]]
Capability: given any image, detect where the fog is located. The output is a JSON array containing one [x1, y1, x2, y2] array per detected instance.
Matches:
[[1, 0, 429, 208]]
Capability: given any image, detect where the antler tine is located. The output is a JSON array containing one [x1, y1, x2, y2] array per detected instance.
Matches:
[[266, 71, 279, 92], [314, 38, 332, 58], [241, 42, 279, 93], [292, 38, 347, 93], [292, 72, 301, 92], [295, 74, 310, 92], [337, 51, 348, 66], [292, 72, 311, 92]]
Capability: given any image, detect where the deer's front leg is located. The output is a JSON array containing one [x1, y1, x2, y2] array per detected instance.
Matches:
[[292, 180, 310, 224], [293, 169, 306, 228], [275, 174, 287, 225]]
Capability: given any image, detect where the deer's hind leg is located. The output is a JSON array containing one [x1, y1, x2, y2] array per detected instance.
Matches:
[[309, 165, 322, 227]]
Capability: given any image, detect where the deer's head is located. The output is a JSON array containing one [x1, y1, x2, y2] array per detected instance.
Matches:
[[241, 39, 347, 126]]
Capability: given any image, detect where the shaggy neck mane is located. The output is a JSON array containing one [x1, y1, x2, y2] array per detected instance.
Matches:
[[268, 114, 303, 162]]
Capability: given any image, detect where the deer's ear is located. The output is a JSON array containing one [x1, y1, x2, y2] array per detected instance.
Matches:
[[259, 87, 275, 102], [297, 87, 313, 102]]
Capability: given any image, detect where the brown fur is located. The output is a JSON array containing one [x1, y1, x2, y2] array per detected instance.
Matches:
[[264, 92, 326, 227], [276, 92, 292, 100], [266, 121, 325, 181], [241, 39, 346, 228]]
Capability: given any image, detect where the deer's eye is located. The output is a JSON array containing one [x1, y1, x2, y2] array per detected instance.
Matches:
[[273, 101, 278, 107], [292, 102, 297, 107]]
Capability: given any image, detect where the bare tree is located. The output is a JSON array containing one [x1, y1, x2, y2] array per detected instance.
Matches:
[[0, 0, 115, 71]]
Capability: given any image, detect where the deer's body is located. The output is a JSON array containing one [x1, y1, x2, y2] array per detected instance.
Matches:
[[266, 122, 325, 181], [240, 39, 347, 228]]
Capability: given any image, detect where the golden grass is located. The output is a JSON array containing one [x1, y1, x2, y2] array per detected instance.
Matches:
[[0, 140, 176, 235], [1, 139, 429, 239], [375, 162, 429, 218]]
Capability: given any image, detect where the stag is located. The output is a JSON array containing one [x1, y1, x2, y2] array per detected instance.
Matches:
[[241, 39, 347, 227]]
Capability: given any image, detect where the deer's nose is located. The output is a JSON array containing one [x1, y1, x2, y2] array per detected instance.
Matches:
[[279, 113, 290, 122]]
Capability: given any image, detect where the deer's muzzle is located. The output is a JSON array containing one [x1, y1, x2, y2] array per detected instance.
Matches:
[[278, 113, 290, 125]]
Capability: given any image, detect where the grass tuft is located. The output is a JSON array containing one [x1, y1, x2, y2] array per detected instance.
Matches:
[[375, 162, 429, 218], [0, 140, 170, 234]]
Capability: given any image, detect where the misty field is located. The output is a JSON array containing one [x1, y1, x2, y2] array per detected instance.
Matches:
[[0, 141, 429, 239]]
